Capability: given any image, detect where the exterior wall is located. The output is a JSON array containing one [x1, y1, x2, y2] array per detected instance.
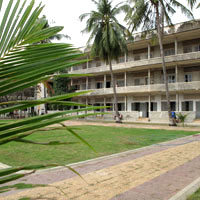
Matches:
[[69, 20, 200, 123]]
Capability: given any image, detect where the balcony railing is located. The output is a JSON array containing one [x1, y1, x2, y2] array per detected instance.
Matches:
[[75, 81, 200, 96], [70, 51, 200, 74]]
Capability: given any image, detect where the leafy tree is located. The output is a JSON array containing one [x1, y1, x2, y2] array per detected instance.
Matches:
[[80, 0, 127, 122], [123, 0, 193, 125], [0, 0, 103, 189]]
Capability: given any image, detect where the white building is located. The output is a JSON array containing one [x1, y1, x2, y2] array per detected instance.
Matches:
[[68, 20, 200, 123]]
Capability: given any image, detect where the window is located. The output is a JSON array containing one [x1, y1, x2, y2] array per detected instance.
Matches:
[[164, 48, 175, 56], [145, 77, 149, 85], [73, 85, 80, 90], [116, 80, 124, 87], [118, 57, 125, 63], [134, 79, 140, 86], [82, 63, 87, 69], [183, 46, 193, 53], [134, 55, 140, 61], [106, 81, 111, 88], [81, 84, 86, 90], [131, 103, 140, 111], [118, 103, 125, 111], [96, 61, 101, 67], [88, 62, 92, 68], [168, 75, 176, 83], [73, 66, 79, 71], [161, 102, 176, 111], [96, 82, 103, 89], [185, 74, 192, 82], [182, 101, 193, 111], [106, 103, 112, 111], [194, 44, 200, 52], [151, 102, 157, 111]]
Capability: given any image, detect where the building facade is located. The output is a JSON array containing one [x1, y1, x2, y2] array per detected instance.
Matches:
[[69, 20, 200, 123]]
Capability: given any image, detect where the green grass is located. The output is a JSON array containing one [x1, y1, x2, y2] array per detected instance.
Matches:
[[187, 188, 200, 200], [0, 126, 198, 167]]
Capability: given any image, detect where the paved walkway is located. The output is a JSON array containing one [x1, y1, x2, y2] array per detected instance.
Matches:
[[1, 133, 200, 200]]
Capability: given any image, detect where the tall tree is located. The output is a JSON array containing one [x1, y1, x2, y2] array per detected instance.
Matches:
[[187, 0, 200, 9], [80, 0, 127, 122], [124, 0, 193, 125]]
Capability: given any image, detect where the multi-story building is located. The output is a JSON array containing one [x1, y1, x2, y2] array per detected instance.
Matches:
[[68, 19, 200, 123]]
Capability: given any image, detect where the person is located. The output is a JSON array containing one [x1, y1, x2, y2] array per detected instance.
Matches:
[[114, 112, 123, 120], [171, 111, 177, 126]]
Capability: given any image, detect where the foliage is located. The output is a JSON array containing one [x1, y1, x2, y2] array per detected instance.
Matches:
[[176, 113, 188, 127], [80, 0, 127, 122], [80, 0, 127, 63], [0, 0, 105, 189]]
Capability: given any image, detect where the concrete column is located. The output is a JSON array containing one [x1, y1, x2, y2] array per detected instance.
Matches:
[[148, 95, 151, 113], [179, 94, 183, 111], [85, 97, 88, 114], [175, 65, 178, 83], [86, 77, 89, 90], [125, 96, 127, 112], [193, 100, 196, 112], [124, 71, 127, 87], [148, 43, 151, 59], [104, 97, 106, 113], [175, 38, 178, 55], [148, 69, 151, 85], [87, 55, 89, 69], [125, 52, 127, 63], [157, 95, 162, 112], [71, 79, 73, 87], [148, 69, 151, 92], [86, 97, 88, 105], [104, 74, 106, 89], [176, 93, 179, 111]]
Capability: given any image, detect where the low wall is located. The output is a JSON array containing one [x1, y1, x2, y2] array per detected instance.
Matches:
[[149, 111, 196, 123], [47, 110, 196, 123]]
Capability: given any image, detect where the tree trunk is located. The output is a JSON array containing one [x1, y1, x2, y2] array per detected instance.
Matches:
[[108, 58, 121, 123], [156, 5, 174, 126]]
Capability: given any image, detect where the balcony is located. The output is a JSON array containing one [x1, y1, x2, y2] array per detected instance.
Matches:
[[69, 51, 200, 75], [75, 81, 200, 96]]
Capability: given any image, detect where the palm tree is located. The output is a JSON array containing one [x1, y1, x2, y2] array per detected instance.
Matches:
[[0, 0, 102, 186], [123, 0, 193, 125], [187, 0, 200, 9], [80, 0, 127, 123]]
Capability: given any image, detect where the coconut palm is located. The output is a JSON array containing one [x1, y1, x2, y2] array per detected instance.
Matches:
[[123, 0, 193, 125], [80, 0, 127, 122], [187, 0, 200, 9]]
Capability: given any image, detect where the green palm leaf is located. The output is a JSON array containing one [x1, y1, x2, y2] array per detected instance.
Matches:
[[0, 0, 107, 188]]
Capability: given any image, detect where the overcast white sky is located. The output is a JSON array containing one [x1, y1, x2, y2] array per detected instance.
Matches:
[[39, 0, 200, 48]]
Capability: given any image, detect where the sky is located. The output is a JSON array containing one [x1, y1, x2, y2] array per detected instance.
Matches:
[[39, 0, 200, 48]]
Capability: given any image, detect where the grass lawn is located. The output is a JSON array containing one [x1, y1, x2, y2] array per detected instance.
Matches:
[[0, 125, 198, 167], [187, 188, 200, 200]]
